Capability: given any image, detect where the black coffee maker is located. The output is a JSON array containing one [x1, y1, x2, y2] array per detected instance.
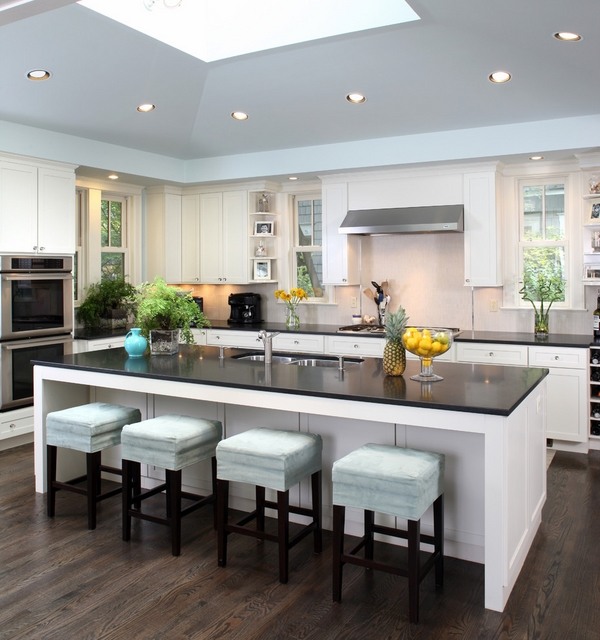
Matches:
[[228, 292, 262, 324]]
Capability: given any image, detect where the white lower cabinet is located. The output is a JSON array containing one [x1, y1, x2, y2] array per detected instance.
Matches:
[[456, 341, 586, 443], [0, 407, 34, 441], [455, 342, 528, 366], [324, 335, 384, 358], [528, 346, 587, 443], [76, 337, 126, 352], [205, 329, 262, 350], [273, 333, 324, 354]]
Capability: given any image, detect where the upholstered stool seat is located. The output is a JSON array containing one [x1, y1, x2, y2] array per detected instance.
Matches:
[[216, 428, 322, 583], [46, 402, 142, 530], [121, 414, 222, 556], [332, 444, 445, 624]]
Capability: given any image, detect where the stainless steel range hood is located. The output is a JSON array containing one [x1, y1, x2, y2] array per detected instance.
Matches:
[[339, 204, 464, 235]]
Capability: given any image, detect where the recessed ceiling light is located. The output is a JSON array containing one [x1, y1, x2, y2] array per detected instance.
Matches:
[[529, 156, 544, 161], [136, 103, 156, 113], [346, 93, 367, 104], [27, 69, 51, 81], [553, 32, 582, 42], [108, 174, 119, 180], [488, 70, 511, 84], [231, 111, 249, 121], [288, 176, 298, 181]]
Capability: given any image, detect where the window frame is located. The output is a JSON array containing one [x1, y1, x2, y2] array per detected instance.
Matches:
[[291, 193, 332, 303]]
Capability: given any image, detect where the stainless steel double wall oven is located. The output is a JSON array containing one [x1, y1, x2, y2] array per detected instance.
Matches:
[[0, 255, 74, 411]]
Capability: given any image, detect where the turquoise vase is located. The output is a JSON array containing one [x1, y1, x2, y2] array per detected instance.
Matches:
[[124, 328, 148, 357]]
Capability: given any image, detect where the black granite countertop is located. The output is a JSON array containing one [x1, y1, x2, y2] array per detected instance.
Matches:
[[34, 344, 547, 417], [74, 321, 595, 349]]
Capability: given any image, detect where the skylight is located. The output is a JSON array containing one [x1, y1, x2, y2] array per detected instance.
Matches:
[[78, 0, 419, 62]]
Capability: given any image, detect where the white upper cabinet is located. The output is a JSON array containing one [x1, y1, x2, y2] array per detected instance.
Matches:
[[145, 186, 183, 282], [322, 181, 359, 285], [181, 193, 201, 282], [200, 190, 248, 284], [463, 171, 502, 286], [0, 157, 76, 254]]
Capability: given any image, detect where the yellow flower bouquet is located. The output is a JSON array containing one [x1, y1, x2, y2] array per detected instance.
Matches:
[[274, 287, 307, 329]]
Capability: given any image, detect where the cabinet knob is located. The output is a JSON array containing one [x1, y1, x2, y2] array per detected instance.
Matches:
[[39, 246, 45, 251], [33, 245, 37, 250], [215, 335, 221, 340], [9, 423, 15, 430], [293, 340, 299, 345], [488, 352, 494, 357], [354, 344, 359, 349], [554, 355, 559, 360]]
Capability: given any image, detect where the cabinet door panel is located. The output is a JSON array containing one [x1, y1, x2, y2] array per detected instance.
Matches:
[[0, 161, 38, 253], [37, 168, 76, 254], [181, 194, 200, 282], [222, 190, 248, 283], [199, 193, 223, 283], [545, 368, 587, 442]]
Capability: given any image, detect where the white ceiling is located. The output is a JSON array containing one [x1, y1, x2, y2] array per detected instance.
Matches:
[[0, 0, 599, 185]]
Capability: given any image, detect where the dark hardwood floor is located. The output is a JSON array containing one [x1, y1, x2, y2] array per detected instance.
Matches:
[[0, 444, 598, 639]]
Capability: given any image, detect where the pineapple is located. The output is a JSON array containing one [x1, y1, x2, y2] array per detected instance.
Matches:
[[383, 306, 408, 376]]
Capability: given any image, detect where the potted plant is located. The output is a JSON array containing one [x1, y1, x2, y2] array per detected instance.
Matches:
[[134, 277, 209, 354], [519, 256, 565, 336], [76, 278, 137, 330]]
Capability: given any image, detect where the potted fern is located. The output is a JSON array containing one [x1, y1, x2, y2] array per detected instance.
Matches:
[[134, 277, 209, 354], [76, 278, 137, 330]]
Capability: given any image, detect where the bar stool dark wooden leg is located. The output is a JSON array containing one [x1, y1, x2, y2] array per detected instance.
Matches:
[[434, 494, 444, 588], [364, 509, 375, 561], [256, 485, 266, 533], [312, 470, 322, 553], [408, 519, 420, 624], [217, 478, 229, 567], [168, 469, 182, 557], [277, 490, 290, 584], [332, 504, 345, 602], [47, 444, 57, 518]]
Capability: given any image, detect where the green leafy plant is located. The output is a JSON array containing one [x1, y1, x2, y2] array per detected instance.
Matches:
[[134, 277, 209, 344], [519, 250, 565, 334], [76, 278, 137, 329]]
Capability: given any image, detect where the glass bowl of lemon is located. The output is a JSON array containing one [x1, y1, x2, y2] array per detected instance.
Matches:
[[401, 327, 453, 382]]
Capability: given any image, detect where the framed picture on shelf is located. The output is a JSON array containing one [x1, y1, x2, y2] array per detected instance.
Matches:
[[253, 260, 271, 280], [591, 203, 600, 220], [254, 220, 274, 236]]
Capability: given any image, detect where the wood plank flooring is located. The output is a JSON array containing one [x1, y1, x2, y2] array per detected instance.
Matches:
[[0, 444, 598, 639]]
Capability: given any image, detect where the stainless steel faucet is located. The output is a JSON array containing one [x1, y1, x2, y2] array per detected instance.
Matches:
[[258, 330, 280, 364]]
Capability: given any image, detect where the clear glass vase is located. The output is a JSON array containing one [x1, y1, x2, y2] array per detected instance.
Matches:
[[285, 305, 300, 329], [534, 311, 549, 337]]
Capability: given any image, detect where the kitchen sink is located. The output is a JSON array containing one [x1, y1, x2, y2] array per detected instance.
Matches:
[[232, 353, 298, 363], [232, 352, 363, 367], [288, 357, 363, 367]]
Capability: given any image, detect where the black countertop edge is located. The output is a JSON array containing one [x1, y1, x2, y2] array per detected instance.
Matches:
[[33, 344, 549, 418], [74, 322, 596, 349]]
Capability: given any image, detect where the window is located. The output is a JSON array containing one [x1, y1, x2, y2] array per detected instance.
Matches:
[[293, 195, 328, 300], [100, 197, 127, 281], [519, 180, 567, 307]]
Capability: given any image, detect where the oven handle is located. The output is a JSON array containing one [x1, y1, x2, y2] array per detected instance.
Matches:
[[2, 273, 73, 282], [1, 335, 73, 350]]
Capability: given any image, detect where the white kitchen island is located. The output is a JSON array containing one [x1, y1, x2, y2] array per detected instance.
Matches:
[[33, 345, 548, 612]]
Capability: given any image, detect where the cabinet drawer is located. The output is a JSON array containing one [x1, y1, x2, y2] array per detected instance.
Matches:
[[325, 335, 384, 358], [87, 337, 126, 351], [528, 346, 586, 370], [206, 330, 261, 349], [0, 409, 33, 440], [455, 342, 527, 366], [273, 333, 324, 354]]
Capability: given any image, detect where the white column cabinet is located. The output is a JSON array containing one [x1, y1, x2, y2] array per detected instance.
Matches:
[[321, 182, 360, 285], [200, 190, 248, 284], [0, 157, 76, 254]]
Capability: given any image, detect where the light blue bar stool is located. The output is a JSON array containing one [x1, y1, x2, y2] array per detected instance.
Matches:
[[46, 402, 142, 530], [216, 428, 322, 583], [121, 414, 222, 556], [332, 444, 445, 624]]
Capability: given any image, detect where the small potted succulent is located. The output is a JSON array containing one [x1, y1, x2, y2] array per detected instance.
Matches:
[[76, 278, 137, 330], [134, 277, 209, 354]]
